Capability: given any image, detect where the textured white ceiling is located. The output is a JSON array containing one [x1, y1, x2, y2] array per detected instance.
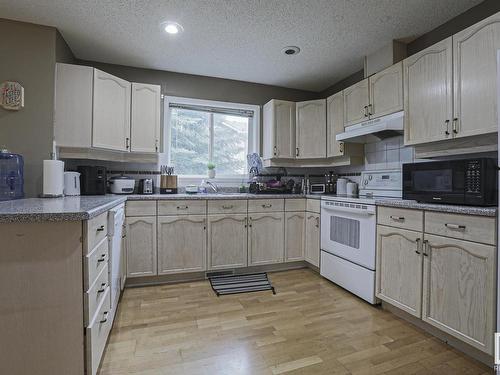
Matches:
[[0, 0, 482, 91]]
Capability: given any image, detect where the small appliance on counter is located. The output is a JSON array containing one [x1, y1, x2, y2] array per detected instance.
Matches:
[[0, 148, 24, 201], [63, 171, 81, 196], [138, 178, 154, 194], [307, 175, 327, 194], [78, 165, 107, 195], [42, 140, 64, 197], [336, 178, 348, 196], [347, 182, 358, 197], [403, 158, 497, 206], [160, 165, 178, 194], [109, 175, 135, 194]]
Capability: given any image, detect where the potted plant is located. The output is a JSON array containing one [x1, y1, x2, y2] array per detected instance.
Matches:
[[207, 162, 216, 179]]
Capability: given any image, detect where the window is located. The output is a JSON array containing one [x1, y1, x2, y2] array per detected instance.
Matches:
[[165, 97, 260, 179]]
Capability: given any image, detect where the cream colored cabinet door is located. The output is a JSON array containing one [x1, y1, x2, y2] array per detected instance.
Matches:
[[422, 234, 495, 354], [453, 13, 500, 138], [304, 213, 320, 267], [126, 216, 157, 277], [284, 212, 305, 261], [369, 62, 403, 119], [295, 99, 327, 159], [343, 79, 369, 126], [208, 214, 247, 270], [157, 215, 206, 274], [326, 92, 345, 158], [262, 100, 296, 159], [131, 83, 161, 153], [92, 69, 131, 151], [375, 225, 423, 318], [403, 37, 453, 146], [248, 213, 285, 266]]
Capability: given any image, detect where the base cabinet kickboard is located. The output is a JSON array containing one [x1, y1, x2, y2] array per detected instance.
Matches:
[[375, 206, 496, 355]]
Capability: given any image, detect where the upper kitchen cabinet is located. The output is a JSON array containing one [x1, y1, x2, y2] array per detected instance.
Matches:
[[92, 69, 131, 151], [262, 100, 296, 160], [453, 12, 500, 139], [130, 83, 161, 153], [369, 62, 403, 119], [295, 99, 327, 159], [403, 37, 453, 146], [326, 92, 344, 158], [343, 79, 370, 126]]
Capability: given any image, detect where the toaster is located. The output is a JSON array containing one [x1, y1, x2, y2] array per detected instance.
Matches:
[[139, 178, 154, 194]]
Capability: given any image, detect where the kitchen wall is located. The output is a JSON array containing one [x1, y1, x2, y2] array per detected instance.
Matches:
[[0, 19, 74, 197]]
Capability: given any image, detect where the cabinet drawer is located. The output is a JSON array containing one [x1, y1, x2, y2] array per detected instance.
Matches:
[[208, 199, 247, 214], [285, 198, 306, 212], [84, 238, 109, 290], [248, 199, 284, 213], [85, 211, 108, 254], [306, 199, 320, 213], [86, 288, 112, 375], [158, 200, 206, 215], [125, 201, 156, 216], [425, 212, 496, 245], [377, 206, 423, 231], [84, 263, 109, 326]]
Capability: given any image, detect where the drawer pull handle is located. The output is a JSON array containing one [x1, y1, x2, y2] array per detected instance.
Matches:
[[390, 215, 405, 221], [445, 223, 466, 230], [177, 205, 188, 210], [97, 283, 107, 293], [97, 254, 106, 262], [222, 205, 234, 209], [415, 238, 421, 255], [100, 311, 109, 324], [262, 204, 272, 208], [96, 225, 105, 232]]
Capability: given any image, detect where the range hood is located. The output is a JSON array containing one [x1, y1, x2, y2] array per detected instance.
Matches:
[[336, 111, 404, 143]]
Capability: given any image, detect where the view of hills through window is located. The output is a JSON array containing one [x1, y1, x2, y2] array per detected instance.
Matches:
[[170, 108, 249, 176]]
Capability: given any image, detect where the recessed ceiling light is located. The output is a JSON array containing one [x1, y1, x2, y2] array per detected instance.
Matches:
[[282, 46, 300, 56], [162, 21, 183, 35]]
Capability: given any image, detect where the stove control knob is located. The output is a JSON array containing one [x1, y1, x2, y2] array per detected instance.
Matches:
[[364, 179, 368, 185], [368, 175, 373, 180]]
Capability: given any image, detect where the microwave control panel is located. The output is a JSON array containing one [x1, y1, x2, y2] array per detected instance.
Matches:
[[465, 160, 481, 193]]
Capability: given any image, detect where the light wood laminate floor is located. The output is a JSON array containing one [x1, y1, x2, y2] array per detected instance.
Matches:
[[99, 269, 492, 374]]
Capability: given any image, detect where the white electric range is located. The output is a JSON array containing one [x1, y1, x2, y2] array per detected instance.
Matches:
[[320, 170, 402, 304]]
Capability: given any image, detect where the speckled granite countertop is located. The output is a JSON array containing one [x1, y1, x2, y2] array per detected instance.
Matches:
[[375, 199, 497, 217], [0, 193, 321, 223], [0, 196, 127, 223]]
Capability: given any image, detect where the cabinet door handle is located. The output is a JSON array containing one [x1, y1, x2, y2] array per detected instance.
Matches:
[[415, 238, 421, 255], [248, 217, 253, 228], [176, 205, 188, 210], [96, 225, 105, 232], [368, 104, 373, 116], [339, 142, 344, 154], [203, 218, 206, 230], [422, 240, 429, 257], [244, 217, 248, 228], [315, 217, 320, 228], [97, 254, 106, 262], [452, 118, 458, 134], [445, 223, 466, 230], [126, 137, 130, 150], [262, 204, 272, 208], [222, 205, 234, 209], [444, 120, 450, 136], [97, 283, 107, 293], [390, 215, 405, 221], [100, 311, 109, 324], [155, 139, 159, 152], [364, 106, 369, 117], [296, 147, 300, 157], [273, 146, 278, 156]]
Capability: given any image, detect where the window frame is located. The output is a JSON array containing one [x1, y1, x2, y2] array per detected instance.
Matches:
[[163, 96, 260, 184]]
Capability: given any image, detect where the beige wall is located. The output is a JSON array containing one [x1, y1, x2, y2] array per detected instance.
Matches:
[[0, 19, 73, 197]]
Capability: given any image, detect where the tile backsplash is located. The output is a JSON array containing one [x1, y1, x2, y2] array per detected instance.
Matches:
[[364, 135, 414, 171]]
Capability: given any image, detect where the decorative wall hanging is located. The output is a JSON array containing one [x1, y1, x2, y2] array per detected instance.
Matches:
[[1, 81, 24, 110]]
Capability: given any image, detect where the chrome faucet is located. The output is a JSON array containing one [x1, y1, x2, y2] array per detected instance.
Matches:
[[206, 181, 219, 193]]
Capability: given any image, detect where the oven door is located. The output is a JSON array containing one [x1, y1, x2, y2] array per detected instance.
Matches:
[[402, 160, 465, 204], [320, 200, 376, 270]]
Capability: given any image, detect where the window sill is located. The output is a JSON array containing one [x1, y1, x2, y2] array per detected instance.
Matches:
[[178, 175, 249, 187]]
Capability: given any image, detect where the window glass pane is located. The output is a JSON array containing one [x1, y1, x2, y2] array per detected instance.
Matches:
[[213, 114, 248, 175], [170, 108, 209, 175]]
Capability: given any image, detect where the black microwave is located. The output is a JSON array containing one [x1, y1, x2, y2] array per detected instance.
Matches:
[[403, 158, 497, 206]]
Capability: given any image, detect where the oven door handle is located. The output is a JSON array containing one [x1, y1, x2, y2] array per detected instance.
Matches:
[[321, 204, 375, 216]]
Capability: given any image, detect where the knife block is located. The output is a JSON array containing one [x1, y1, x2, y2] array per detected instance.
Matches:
[[160, 175, 178, 194]]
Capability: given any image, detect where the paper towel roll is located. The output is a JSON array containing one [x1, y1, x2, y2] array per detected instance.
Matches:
[[43, 160, 64, 197]]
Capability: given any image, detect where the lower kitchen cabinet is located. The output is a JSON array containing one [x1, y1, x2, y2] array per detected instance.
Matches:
[[208, 214, 248, 270], [422, 234, 495, 354], [285, 212, 305, 261], [248, 213, 285, 265], [376, 225, 423, 317], [304, 213, 320, 267], [157, 215, 206, 274], [126, 216, 157, 277]]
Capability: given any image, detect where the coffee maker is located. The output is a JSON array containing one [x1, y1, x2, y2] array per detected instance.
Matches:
[[77, 166, 107, 195]]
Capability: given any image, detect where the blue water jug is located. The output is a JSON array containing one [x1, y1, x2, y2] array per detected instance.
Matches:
[[0, 149, 24, 201]]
